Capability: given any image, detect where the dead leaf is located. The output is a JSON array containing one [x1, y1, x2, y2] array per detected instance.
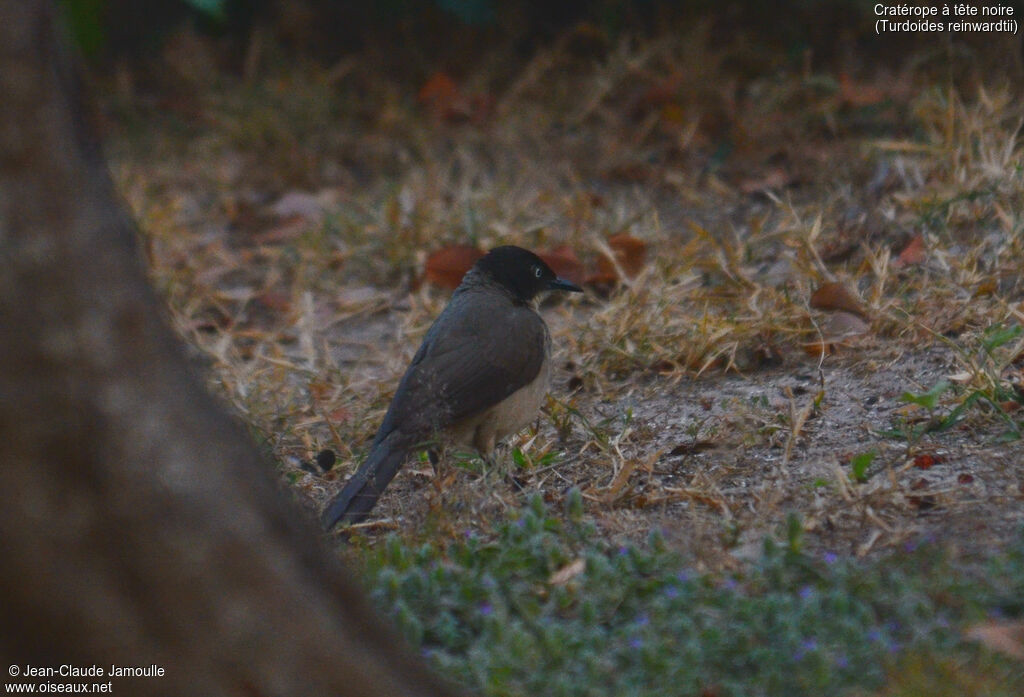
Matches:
[[738, 167, 792, 194], [539, 245, 586, 286], [588, 234, 647, 286], [966, 621, 1024, 660], [423, 245, 483, 290], [667, 441, 717, 456], [255, 291, 292, 313], [630, 70, 685, 118], [596, 458, 639, 504], [548, 558, 586, 586], [608, 233, 647, 277], [893, 234, 925, 268], [252, 219, 307, 244], [906, 478, 935, 509], [417, 71, 491, 124], [810, 282, 870, 319], [974, 279, 998, 297], [326, 407, 351, 423], [838, 73, 887, 108], [418, 71, 459, 109], [645, 487, 730, 514], [802, 340, 839, 357]]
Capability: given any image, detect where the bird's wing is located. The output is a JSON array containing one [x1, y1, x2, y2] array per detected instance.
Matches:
[[375, 289, 548, 443]]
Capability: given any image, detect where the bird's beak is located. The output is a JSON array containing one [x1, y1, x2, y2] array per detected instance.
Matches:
[[547, 277, 584, 293]]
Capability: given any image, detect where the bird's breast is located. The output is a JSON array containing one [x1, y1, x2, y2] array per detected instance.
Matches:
[[451, 354, 552, 455]]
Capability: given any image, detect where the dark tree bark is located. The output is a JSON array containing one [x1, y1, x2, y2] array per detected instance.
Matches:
[[0, 3, 464, 696]]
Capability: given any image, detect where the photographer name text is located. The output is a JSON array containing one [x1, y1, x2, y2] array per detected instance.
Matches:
[[13, 665, 164, 679]]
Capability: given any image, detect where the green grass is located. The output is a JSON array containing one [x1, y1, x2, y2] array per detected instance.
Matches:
[[359, 495, 1024, 697], [881, 322, 1024, 445]]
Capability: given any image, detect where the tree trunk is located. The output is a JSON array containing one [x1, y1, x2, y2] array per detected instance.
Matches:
[[0, 3, 464, 696]]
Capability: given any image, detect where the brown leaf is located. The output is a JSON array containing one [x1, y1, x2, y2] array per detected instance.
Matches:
[[974, 279, 998, 297], [838, 73, 887, 108], [631, 71, 685, 117], [548, 558, 586, 586], [327, 407, 351, 423], [416, 71, 490, 124], [589, 233, 647, 286], [893, 234, 925, 268], [417, 71, 459, 108], [583, 269, 619, 290], [609, 233, 647, 276], [598, 458, 639, 504], [802, 340, 837, 357], [423, 245, 483, 290], [602, 162, 654, 182], [539, 245, 586, 286], [252, 219, 307, 244], [966, 621, 1024, 660], [255, 291, 292, 313], [667, 441, 717, 456], [906, 478, 935, 509], [810, 282, 869, 319], [738, 167, 792, 195]]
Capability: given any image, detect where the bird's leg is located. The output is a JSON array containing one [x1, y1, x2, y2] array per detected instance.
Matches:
[[480, 449, 498, 470]]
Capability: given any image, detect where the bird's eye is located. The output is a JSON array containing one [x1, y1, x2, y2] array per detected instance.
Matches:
[[533, 266, 543, 278]]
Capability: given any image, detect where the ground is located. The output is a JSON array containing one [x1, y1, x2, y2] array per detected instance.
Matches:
[[106, 28, 1024, 572]]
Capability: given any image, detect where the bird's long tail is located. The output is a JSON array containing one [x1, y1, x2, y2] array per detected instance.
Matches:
[[321, 433, 410, 530]]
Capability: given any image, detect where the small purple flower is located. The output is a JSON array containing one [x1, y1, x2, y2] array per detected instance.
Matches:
[[903, 539, 918, 553], [479, 602, 493, 616], [823, 551, 838, 565], [867, 629, 882, 643], [464, 529, 476, 539], [634, 613, 649, 627], [676, 570, 691, 583], [664, 585, 680, 600], [722, 578, 738, 591], [617, 546, 630, 557], [834, 654, 849, 669], [798, 585, 814, 600], [793, 638, 817, 661], [629, 637, 643, 650]]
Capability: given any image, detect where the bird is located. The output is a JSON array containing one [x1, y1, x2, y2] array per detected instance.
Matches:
[[322, 245, 583, 530]]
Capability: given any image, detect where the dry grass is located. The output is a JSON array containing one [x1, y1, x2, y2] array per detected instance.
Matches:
[[108, 28, 1024, 566]]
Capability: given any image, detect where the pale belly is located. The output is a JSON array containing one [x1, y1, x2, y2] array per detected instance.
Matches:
[[449, 357, 551, 455]]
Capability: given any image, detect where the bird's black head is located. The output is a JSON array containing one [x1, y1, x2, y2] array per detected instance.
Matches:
[[474, 245, 583, 302]]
